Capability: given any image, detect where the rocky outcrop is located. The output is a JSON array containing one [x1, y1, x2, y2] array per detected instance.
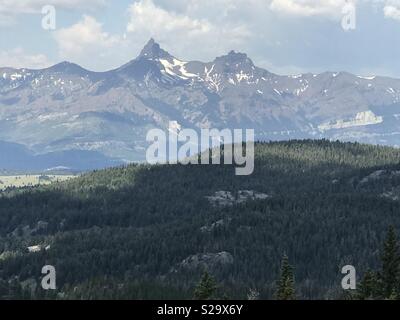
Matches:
[[10, 220, 49, 237], [200, 219, 226, 233], [172, 252, 234, 273], [359, 170, 400, 185], [381, 187, 400, 201], [206, 190, 269, 207]]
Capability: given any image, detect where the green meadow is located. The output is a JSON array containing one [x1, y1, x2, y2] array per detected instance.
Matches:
[[0, 175, 75, 190]]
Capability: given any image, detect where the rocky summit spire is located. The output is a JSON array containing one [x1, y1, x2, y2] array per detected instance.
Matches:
[[212, 50, 255, 73], [216, 50, 253, 65], [138, 38, 171, 60]]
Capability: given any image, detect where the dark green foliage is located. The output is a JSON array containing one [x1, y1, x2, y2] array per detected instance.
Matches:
[[193, 271, 218, 300], [1, 140, 400, 299], [381, 226, 400, 298], [275, 255, 296, 300], [357, 227, 400, 299], [357, 270, 380, 300]]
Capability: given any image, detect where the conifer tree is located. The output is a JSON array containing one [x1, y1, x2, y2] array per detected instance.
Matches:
[[357, 270, 379, 300], [380, 226, 400, 298], [275, 255, 296, 300], [194, 271, 218, 300]]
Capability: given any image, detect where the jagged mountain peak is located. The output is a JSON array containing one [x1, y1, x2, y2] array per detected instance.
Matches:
[[117, 39, 196, 82], [214, 50, 253, 66], [138, 38, 172, 60], [228, 50, 248, 59], [211, 50, 256, 76]]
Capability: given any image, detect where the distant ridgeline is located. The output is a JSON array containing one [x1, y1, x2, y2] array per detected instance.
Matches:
[[1, 140, 400, 299], [0, 141, 121, 172], [2, 39, 400, 168]]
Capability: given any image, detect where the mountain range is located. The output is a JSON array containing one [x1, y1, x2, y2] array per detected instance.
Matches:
[[1, 38, 400, 170]]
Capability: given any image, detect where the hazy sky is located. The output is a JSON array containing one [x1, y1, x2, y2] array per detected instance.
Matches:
[[1, 0, 400, 77]]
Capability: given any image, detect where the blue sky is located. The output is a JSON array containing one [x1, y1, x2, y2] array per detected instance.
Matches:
[[1, 0, 400, 78]]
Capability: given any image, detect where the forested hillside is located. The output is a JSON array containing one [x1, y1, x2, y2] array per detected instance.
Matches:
[[1, 140, 400, 299]]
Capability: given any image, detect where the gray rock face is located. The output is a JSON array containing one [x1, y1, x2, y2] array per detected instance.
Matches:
[[11, 220, 49, 237], [357, 169, 400, 200], [381, 188, 400, 201], [359, 170, 400, 185], [200, 219, 226, 233], [2, 39, 400, 169], [175, 252, 234, 271], [206, 190, 270, 207]]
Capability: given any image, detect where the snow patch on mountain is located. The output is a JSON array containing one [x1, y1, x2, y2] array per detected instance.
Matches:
[[318, 111, 383, 132], [357, 75, 376, 80], [159, 58, 197, 79], [203, 64, 223, 92]]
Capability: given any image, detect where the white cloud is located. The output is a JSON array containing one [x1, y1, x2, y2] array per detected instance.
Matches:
[[269, 0, 349, 18], [54, 15, 124, 69], [0, 0, 107, 25], [0, 0, 106, 14], [153, 0, 239, 20], [384, 1, 400, 20], [125, 0, 249, 60], [127, 0, 212, 36], [0, 48, 52, 69], [2, 0, 394, 76], [46, 0, 250, 70]]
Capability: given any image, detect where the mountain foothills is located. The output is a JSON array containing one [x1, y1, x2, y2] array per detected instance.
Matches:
[[2, 39, 400, 170], [1, 140, 400, 299]]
